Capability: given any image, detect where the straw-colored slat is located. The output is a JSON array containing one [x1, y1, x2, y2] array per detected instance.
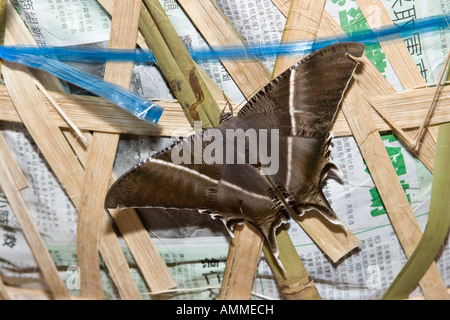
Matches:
[[0, 276, 9, 300], [34, 79, 87, 147], [352, 1, 448, 298], [86, 0, 176, 295], [272, 0, 326, 77], [354, 0, 437, 169], [1, 85, 450, 138], [3, 2, 141, 299], [354, 0, 425, 89], [97, 0, 148, 50], [411, 51, 450, 150], [64, 127, 176, 296], [62, 130, 143, 300], [342, 82, 448, 299], [271, 0, 292, 16], [5, 286, 52, 300], [177, 0, 271, 98], [76, 0, 142, 299], [219, 222, 264, 300], [98, 214, 143, 299], [77, 131, 116, 299], [0, 133, 28, 191], [107, 206, 176, 292], [1, 59, 87, 201], [0, 150, 70, 300]]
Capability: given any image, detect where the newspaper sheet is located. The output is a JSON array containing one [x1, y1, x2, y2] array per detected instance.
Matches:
[[0, 0, 449, 300]]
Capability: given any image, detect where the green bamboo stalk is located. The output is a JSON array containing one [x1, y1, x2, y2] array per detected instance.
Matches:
[[140, 0, 221, 128], [382, 121, 450, 300], [262, 229, 322, 300], [382, 59, 450, 301], [139, 5, 198, 125]]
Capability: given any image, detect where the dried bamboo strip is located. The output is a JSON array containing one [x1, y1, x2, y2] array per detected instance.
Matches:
[[342, 82, 448, 300], [177, 0, 271, 98], [98, 214, 142, 299], [82, 0, 176, 296], [63, 130, 143, 300], [0, 152, 70, 300], [107, 206, 177, 293], [219, 223, 264, 300], [4, 3, 140, 300], [271, 0, 291, 17], [34, 79, 88, 147], [76, 0, 141, 299], [2, 61, 85, 211], [412, 51, 450, 149], [1, 86, 450, 138], [0, 132, 28, 191], [354, 0, 425, 89], [354, 0, 437, 169], [97, 0, 148, 50], [0, 273, 9, 300], [63, 129, 176, 296], [272, 0, 326, 77], [139, 3, 220, 127], [4, 285, 52, 300], [77, 131, 117, 299]]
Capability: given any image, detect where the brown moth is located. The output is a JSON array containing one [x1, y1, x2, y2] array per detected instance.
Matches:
[[105, 42, 365, 262]]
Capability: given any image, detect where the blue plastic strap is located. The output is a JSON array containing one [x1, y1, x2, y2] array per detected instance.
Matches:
[[0, 13, 448, 64], [1, 52, 163, 125], [0, 13, 448, 125]]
